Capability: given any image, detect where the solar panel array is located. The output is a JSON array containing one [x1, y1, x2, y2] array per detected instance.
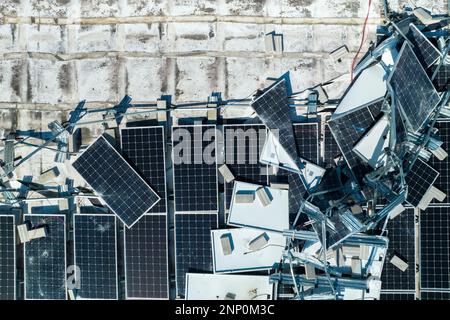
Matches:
[[429, 121, 450, 204], [72, 135, 160, 227], [381, 208, 415, 291], [408, 24, 440, 68], [223, 124, 268, 211], [431, 64, 450, 92], [420, 291, 450, 300], [124, 214, 168, 299], [121, 126, 167, 214], [293, 123, 319, 164], [420, 206, 450, 290], [172, 125, 218, 213], [288, 172, 307, 215], [24, 215, 66, 300], [74, 214, 118, 299], [0, 215, 15, 300], [388, 42, 440, 132], [175, 213, 218, 297], [405, 159, 439, 207], [251, 80, 299, 164]]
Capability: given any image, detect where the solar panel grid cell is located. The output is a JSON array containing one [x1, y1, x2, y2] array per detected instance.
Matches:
[[121, 127, 167, 214], [405, 159, 439, 207], [0, 215, 15, 300], [74, 214, 118, 300], [429, 121, 450, 204], [125, 214, 168, 299], [24, 215, 66, 300]]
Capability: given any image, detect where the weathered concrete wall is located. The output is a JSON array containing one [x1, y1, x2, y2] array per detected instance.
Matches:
[[0, 0, 448, 127]]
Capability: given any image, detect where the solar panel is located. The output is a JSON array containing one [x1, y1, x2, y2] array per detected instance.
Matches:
[[380, 292, 415, 300], [328, 102, 381, 181], [251, 79, 298, 164], [430, 64, 450, 92], [420, 206, 450, 290], [381, 208, 415, 291], [72, 135, 160, 227], [323, 122, 341, 168], [172, 125, 218, 213], [124, 214, 168, 299], [121, 126, 167, 214], [24, 214, 66, 300], [74, 214, 118, 300], [293, 123, 319, 164], [223, 124, 268, 211], [0, 215, 15, 300], [175, 213, 218, 297], [408, 24, 440, 69], [429, 121, 450, 204], [288, 172, 308, 215], [388, 42, 440, 132], [405, 159, 439, 207], [420, 291, 450, 300]]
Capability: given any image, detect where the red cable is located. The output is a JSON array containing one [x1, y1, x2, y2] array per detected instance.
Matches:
[[351, 0, 372, 81]]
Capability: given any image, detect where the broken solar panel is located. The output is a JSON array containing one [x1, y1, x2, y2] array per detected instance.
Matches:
[[429, 121, 450, 204], [408, 24, 440, 69], [288, 172, 307, 215], [24, 214, 66, 300], [0, 215, 15, 300], [124, 214, 168, 299], [324, 122, 341, 168], [175, 213, 218, 297], [121, 126, 167, 214], [388, 42, 440, 133], [72, 135, 160, 227], [420, 206, 450, 290], [381, 208, 415, 291], [293, 123, 319, 164], [405, 158, 439, 207], [172, 125, 218, 213], [328, 100, 382, 178], [430, 64, 450, 92], [251, 79, 299, 165], [223, 124, 268, 211], [74, 214, 118, 300]]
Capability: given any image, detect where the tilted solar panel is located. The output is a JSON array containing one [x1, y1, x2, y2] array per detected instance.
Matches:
[[72, 135, 160, 228], [0, 215, 15, 300], [293, 123, 319, 164], [429, 120, 450, 204], [405, 159, 439, 207], [124, 214, 168, 299], [24, 214, 67, 300], [408, 24, 440, 69], [74, 214, 118, 300], [388, 42, 440, 132]]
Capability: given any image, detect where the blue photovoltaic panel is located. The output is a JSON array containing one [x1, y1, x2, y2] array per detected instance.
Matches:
[[223, 124, 268, 211], [421, 291, 450, 300], [0, 215, 15, 300], [380, 293, 415, 300], [293, 123, 319, 164], [429, 121, 450, 204], [175, 213, 217, 297], [251, 80, 298, 164], [121, 126, 167, 214], [405, 159, 439, 207], [408, 24, 440, 69], [74, 214, 118, 300], [24, 215, 66, 300], [323, 121, 340, 168], [420, 206, 450, 290], [72, 135, 160, 227], [381, 208, 415, 291], [172, 125, 218, 213], [125, 214, 168, 299], [430, 64, 450, 92], [388, 42, 440, 132]]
